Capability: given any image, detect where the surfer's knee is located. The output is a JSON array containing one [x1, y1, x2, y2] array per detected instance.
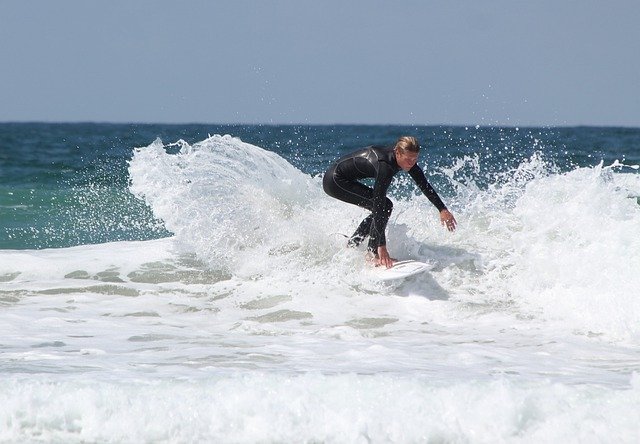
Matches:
[[322, 171, 336, 196]]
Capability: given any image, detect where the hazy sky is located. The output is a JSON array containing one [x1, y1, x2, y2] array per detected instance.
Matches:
[[1, 1, 639, 126]]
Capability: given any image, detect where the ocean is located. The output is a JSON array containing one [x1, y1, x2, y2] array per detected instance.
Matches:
[[1, 122, 640, 442]]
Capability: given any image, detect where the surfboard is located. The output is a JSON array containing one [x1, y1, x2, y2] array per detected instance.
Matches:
[[372, 260, 430, 282]]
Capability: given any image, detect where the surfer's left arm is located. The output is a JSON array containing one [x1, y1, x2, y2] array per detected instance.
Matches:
[[408, 165, 457, 232]]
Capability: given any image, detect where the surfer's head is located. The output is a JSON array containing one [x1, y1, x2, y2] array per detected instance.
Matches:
[[394, 136, 420, 171]]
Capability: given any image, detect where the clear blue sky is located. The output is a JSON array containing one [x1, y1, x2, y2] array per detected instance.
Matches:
[[1, 1, 639, 126]]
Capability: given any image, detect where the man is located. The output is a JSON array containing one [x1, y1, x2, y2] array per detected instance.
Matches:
[[323, 136, 456, 268]]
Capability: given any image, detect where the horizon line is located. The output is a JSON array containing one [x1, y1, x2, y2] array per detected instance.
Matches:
[[1, 120, 639, 130]]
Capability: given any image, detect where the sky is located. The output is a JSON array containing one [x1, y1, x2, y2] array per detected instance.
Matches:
[[1, 1, 639, 127]]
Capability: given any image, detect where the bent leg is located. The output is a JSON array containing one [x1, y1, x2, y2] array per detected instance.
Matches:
[[323, 169, 393, 251], [323, 170, 376, 246], [348, 214, 373, 247], [323, 169, 375, 209]]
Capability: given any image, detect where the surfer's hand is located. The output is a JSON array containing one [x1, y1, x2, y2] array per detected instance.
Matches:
[[440, 209, 457, 232], [376, 246, 395, 269]]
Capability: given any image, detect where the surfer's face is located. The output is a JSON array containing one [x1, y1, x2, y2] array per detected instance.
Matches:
[[396, 149, 419, 171]]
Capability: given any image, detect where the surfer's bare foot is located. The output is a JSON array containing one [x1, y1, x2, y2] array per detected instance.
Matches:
[[376, 245, 395, 268], [375, 257, 397, 268], [365, 252, 397, 268]]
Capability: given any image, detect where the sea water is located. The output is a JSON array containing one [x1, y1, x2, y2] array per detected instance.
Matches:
[[1, 123, 640, 442]]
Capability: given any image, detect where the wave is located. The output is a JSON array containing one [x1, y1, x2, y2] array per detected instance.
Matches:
[[2, 373, 639, 443], [128, 135, 362, 279], [127, 135, 640, 341], [446, 155, 640, 340]]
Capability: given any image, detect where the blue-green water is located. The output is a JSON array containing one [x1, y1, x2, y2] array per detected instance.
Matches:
[[2, 123, 640, 442], [2, 123, 638, 249]]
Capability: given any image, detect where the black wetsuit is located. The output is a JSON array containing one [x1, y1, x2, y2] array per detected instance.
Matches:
[[323, 145, 447, 252]]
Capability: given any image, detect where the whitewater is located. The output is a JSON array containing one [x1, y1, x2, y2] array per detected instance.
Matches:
[[2, 134, 640, 442]]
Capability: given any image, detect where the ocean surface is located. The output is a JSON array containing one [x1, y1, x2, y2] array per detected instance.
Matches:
[[1, 122, 640, 442]]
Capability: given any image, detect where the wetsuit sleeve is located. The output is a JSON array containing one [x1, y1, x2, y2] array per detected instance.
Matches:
[[408, 165, 447, 212], [370, 164, 395, 247]]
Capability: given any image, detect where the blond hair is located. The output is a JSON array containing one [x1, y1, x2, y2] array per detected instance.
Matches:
[[394, 136, 420, 153]]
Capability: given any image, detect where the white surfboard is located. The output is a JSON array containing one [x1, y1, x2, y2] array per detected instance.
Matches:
[[373, 260, 430, 282]]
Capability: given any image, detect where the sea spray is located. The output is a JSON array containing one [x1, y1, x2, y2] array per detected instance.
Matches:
[[5, 124, 640, 442], [128, 135, 362, 278], [401, 153, 640, 340], [127, 135, 640, 342]]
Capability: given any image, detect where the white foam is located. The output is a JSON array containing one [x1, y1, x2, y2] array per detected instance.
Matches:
[[427, 157, 640, 341], [128, 136, 339, 271], [128, 136, 640, 341], [3, 136, 640, 440], [0, 238, 175, 284], [1, 373, 639, 443]]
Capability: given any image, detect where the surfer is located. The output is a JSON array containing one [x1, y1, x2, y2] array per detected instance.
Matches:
[[323, 136, 456, 268]]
